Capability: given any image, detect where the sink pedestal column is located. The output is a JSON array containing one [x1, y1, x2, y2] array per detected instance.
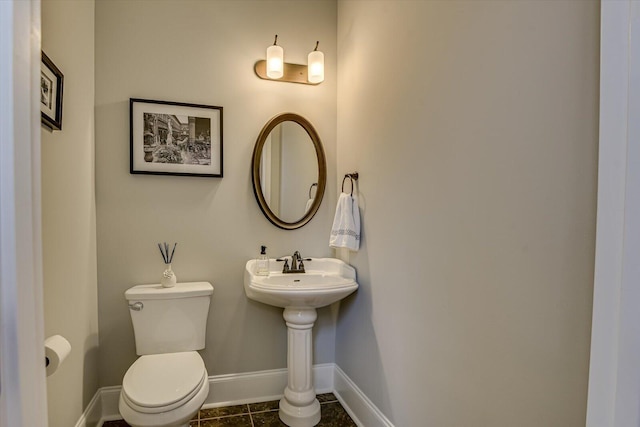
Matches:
[[279, 307, 321, 427]]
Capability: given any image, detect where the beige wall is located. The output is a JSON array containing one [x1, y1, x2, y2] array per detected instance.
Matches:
[[95, 0, 338, 387], [335, 1, 599, 426], [41, 1, 99, 426]]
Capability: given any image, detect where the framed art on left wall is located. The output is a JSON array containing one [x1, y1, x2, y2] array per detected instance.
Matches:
[[40, 51, 64, 131]]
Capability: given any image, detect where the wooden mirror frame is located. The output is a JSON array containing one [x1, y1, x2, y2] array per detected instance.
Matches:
[[251, 113, 327, 230]]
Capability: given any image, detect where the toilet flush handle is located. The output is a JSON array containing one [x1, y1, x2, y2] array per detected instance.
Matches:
[[129, 301, 144, 311]]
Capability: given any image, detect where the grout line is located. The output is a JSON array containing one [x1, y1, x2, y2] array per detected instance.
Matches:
[[199, 412, 251, 421], [249, 408, 279, 414], [246, 404, 254, 427]]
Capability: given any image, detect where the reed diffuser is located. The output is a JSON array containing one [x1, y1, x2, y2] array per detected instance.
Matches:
[[158, 242, 177, 288]]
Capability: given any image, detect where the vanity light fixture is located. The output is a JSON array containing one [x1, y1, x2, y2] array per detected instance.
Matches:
[[307, 41, 324, 84], [255, 36, 324, 85], [266, 35, 284, 79]]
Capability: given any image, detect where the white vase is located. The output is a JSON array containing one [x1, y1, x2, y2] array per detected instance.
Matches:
[[161, 263, 177, 288]]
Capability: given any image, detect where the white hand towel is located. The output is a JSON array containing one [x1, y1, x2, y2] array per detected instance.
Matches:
[[305, 198, 314, 213], [329, 192, 360, 251]]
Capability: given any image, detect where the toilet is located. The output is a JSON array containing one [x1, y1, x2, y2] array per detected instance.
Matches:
[[119, 281, 214, 427]]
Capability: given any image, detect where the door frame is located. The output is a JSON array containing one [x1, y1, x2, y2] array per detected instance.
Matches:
[[0, 1, 47, 426], [586, 1, 640, 426]]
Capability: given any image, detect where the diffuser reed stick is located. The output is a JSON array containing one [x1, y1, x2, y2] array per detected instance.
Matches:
[[169, 243, 177, 263], [158, 242, 177, 264]]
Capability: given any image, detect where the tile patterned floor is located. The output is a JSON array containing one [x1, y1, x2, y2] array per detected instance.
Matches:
[[102, 393, 357, 427]]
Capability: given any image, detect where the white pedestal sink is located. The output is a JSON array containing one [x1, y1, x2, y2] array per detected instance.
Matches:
[[244, 257, 358, 427]]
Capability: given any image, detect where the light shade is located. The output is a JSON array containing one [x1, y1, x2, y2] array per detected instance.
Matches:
[[307, 49, 324, 84], [266, 44, 284, 79]]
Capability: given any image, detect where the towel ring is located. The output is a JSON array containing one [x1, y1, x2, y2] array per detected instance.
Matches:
[[308, 183, 318, 199], [341, 172, 359, 196]]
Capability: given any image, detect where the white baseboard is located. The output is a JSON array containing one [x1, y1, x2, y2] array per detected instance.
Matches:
[[73, 388, 102, 427], [333, 365, 394, 427], [201, 363, 334, 408], [78, 363, 392, 427], [98, 386, 121, 425]]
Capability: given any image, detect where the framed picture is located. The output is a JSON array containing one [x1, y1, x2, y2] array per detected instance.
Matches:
[[130, 98, 223, 177], [41, 52, 64, 131]]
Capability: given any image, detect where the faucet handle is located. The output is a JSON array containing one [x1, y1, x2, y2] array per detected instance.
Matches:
[[282, 259, 290, 272]]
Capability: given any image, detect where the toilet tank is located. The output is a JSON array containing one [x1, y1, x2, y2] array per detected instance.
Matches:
[[125, 282, 214, 355]]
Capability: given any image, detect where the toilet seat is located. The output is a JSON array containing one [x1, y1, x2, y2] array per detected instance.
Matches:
[[122, 352, 206, 414]]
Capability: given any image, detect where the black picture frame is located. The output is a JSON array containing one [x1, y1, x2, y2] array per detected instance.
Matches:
[[130, 98, 223, 178], [40, 52, 64, 131]]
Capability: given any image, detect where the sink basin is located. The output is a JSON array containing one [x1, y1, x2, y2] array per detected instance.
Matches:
[[244, 257, 358, 308]]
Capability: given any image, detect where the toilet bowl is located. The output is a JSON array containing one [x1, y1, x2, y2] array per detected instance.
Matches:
[[119, 351, 209, 427]]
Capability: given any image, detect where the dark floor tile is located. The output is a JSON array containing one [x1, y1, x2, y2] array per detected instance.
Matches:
[[102, 420, 131, 427], [249, 399, 280, 413], [199, 415, 253, 426], [252, 401, 355, 427], [318, 401, 357, 426], [104, 415, 199, 426], [317, 393, 338, 403], [101, 395, 353, 427], [103, 418, 199, 427], [199, 404, 249, 420], [251, 410, 288, 427]]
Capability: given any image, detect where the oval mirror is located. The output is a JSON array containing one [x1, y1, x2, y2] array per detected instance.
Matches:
[[252, 113, 326, 230]]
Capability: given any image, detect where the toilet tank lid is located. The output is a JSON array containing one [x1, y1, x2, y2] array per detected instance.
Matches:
[[125, 282, 213, 300]]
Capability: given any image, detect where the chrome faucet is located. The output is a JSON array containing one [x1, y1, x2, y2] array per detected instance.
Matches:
[[291, 251, 301, 271], [278, 251, 310, 274]]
